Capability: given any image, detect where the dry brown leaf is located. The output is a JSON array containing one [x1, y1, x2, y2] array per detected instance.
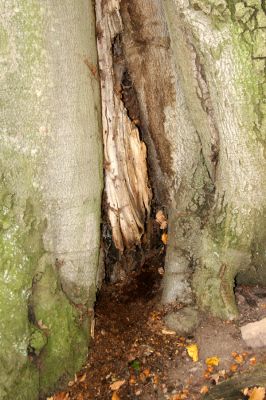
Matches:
[[79, 373, 87, 383], [54, 392, 69, 400], [153, 374, 159, 385], [156, 210, 168, 229], [38, 319, 49, 330], [235, 354, 244, 364], [161, 232, 168, 245], [249, 357, 257, 365], [230, 364, 238, 372], [112, 392, 120, 400], [143, 368, 150, 377], [232, 352, 244, 364], [249, 387, 266, 400], [110, 379, 125, 391], [200, 386, 209, 394], [129, 375, 136, 385]]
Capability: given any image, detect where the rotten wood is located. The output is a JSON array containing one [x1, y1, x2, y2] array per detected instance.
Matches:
[[95, 0, 151, 252]]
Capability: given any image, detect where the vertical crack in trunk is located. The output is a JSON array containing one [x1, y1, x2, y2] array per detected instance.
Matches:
[[95, 0, 152, 253]]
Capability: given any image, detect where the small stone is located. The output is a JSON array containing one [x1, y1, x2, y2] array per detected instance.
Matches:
[[164, 307, 200, 336], [240, 318, 266, 348]]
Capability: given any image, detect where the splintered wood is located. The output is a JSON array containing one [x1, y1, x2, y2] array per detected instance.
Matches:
[[96, 0, 151, 252]]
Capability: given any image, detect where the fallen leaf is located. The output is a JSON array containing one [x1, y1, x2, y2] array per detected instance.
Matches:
[[230, 364, 238, 372], [110, 380, 125, 391], [38, 319, 49, 330], [235, 354, 244, 364], [186, 344, 199, 362], [79, 373, 87, 383], [161, 232, 168, 245], [143, 368, 150, 377], [153, 374, 159, 385], [249, 387, 266, 400], [54, 393, 69, 400], [200, 386, 209, 394], [156, 210, 168, 229], [112, 392, 120, 400], [162, 328, 176, 335], [249, 356, 257, 365], [205, 356, 220, 367], [232, 352, 244, 364], [46, 397, 54, 400], [129, 375, 136, 385]]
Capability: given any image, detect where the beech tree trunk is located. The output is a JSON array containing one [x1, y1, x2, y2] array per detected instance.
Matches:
[[0, 1, 102, 398], [97, 0, 266, 320], [1, 0, 265, 398]]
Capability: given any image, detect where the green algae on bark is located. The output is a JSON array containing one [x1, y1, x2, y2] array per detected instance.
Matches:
[[0, 0, 102, 398]]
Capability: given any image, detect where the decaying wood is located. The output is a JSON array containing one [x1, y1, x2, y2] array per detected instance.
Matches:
[[204, 364, 266, 400], [95, 0, 151, 252]]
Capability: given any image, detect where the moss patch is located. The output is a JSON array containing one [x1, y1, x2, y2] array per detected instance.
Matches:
[[32, 262, 89, 396]]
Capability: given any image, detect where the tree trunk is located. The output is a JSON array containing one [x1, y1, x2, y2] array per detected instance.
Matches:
[[0, 1, 102, 398], [1, 0, 266, 398], [97, 0, 266, 320]]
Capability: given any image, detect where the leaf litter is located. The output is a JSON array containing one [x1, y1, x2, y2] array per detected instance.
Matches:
[[49, 251, 266, 400]]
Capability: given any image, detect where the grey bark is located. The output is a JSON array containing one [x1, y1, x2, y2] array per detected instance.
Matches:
[[0, 0, 102, 398], [98, 0, 266, 320]]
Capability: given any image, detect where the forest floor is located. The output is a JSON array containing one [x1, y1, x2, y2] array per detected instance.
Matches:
[[49, 252, 266, 400]]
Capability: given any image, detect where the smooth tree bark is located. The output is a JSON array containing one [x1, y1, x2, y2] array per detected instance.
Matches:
[[0, 1, 102, 398]]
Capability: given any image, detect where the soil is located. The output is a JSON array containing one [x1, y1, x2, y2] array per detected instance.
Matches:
[[50, 253, 266, 400]]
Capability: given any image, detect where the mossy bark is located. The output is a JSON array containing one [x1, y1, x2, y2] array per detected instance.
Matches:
[[161, 0, 266, 319], [0, 1, 102, 398]]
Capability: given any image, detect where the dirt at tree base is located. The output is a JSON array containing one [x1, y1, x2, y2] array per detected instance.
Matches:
[[50, 254, 266, 400]]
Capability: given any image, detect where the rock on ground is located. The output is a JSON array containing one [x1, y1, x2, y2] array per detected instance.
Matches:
[[164, 307, 200, 336], [240, 318, 266, 348]]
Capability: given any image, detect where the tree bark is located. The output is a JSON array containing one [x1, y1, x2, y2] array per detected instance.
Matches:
[[0, 1, 102, 398], [97, 0, 266, 320]]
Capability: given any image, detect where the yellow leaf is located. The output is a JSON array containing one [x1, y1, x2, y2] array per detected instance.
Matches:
[[249, 387, 266, 400], [205, 356, 220, 367], [110, 380, 125, 391], [186, 344, 199, 362], [161, 233, 168, 245]]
